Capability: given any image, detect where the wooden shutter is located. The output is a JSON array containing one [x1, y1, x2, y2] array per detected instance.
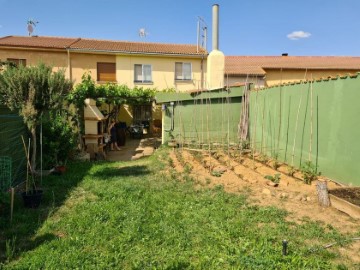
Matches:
[[97, 62, 116, 82], [7, 58, 26, 67]]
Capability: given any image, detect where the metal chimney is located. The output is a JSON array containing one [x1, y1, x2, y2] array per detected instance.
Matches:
[[212, 4, 219, 50]]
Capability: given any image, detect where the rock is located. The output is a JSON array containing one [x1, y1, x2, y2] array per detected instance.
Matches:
[[266, 180, 278, 187], [306, 196, 311, 201], [213, 165, 227, 174], [280, 192, 288, 198], [262, 188, 271, 196]]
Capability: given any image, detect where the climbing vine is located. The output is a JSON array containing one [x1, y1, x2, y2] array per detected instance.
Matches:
[[67, 72, 174, 109]]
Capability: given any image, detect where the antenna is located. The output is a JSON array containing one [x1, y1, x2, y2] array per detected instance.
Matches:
[[27, 19, 39, 36], [197, 17, 207, 52], [139, 28, 148, 39]]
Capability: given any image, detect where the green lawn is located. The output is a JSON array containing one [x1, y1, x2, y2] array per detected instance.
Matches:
[[0, 147, 358, 269]]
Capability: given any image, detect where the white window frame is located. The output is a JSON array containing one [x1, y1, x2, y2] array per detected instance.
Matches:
[[134, 64, 152, 83], [175, 62, 192, 81]]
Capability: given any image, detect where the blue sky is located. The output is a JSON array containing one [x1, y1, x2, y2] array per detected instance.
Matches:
[[1, 0, 360, 56]]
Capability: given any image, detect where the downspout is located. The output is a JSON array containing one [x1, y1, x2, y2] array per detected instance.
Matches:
[[201, 55, 204, 90], [164, 102, 175, 132], [66, 48, 72, 81]]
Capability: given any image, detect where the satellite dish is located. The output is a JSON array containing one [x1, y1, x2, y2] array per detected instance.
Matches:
[[27, 19, 39, 36]]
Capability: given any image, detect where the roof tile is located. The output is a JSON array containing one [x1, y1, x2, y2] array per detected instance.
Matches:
[[0, 35, 207, 56], [225, 56, 360, 75]]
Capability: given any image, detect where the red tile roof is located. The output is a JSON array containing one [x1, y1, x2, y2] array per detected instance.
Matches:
[[0, 36, 79, 49], [225, 56, 360, 75], [0, 36, 207, 56]]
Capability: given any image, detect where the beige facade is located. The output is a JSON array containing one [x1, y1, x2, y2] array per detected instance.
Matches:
[[264, 69, 358, 86], [0, 48, 205, 91], [115, 54, 205, 91]]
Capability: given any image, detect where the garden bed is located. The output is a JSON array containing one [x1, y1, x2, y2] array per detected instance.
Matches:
[[329, 187, 360, 207]]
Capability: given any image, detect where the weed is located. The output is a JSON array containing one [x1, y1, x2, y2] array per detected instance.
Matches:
[[259, 154, 269, 164], [272, 159, 281, 170], [183, 163, 193, 174], [205, 178, 211, 185], [168, 157, 174, 168], [211, 170, 222, 177], [287, 166, 296, 177], [265, 173, 281, 184], [240, 139, 250, 150], [5, 236, 16, 262], [301, 161, 321, 184]]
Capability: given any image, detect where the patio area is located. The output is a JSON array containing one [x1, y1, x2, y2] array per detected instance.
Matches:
[[106, 136, 162, 162]]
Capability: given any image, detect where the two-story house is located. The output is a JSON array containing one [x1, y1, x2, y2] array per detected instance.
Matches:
[[0, 35, 208, 128]]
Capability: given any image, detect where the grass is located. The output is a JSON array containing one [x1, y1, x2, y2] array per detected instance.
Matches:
[[0, 147, 358, 269]]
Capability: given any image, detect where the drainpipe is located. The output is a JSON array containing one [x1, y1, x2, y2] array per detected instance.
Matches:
[[67, 48, 72, 81], [164, 102, 175, 132], [201, 55, 204, 90]]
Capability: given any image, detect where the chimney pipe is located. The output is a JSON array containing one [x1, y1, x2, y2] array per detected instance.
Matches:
[[212, 4, 219, 51]]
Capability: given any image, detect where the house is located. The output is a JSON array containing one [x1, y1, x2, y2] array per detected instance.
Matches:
[[0, 35, 208, 128], [225, 55, 360, 88], [0, 35, 207, 90]]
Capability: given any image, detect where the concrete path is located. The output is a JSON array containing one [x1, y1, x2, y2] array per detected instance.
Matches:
[[106, 137, 161, 162]]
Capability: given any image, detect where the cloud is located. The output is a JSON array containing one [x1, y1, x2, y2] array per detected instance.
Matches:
[[287, 31, 311, 40]]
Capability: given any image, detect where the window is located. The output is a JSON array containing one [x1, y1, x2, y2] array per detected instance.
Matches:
[[134, 64, 152, 83], [7, 58, 26, 67], [97, 62, 116, 82], [175, 62, 192, 80]]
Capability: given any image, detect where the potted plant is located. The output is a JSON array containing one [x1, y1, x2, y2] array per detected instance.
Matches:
[[21, 136, 43, 208]]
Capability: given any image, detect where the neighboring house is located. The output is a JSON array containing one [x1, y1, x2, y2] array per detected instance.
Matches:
[[0, 35, 207, 90], [0, 35, 208, 128], [225, 55, 360, 88]]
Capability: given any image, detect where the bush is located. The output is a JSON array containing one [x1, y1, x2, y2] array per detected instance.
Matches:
[[41, 113, 77, 168]]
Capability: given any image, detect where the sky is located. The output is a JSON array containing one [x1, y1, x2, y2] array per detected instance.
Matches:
[[1, 0, 360, 56]]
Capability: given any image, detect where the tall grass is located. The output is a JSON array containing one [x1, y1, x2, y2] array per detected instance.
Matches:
[[1, 148, 357, 269]]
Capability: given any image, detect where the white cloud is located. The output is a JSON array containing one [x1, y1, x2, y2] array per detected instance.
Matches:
[[287, 31, 311, 40]]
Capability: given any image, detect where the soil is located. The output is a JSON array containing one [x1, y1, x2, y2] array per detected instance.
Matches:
[[168, 148, 360, 264], [329, 188, 360, 207]]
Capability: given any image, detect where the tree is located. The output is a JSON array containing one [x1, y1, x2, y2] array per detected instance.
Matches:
[[0, 63, 73, 171]]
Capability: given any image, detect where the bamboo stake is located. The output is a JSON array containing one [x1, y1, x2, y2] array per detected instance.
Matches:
[[291, 69, 308, 166], [291, 90, 303, 167], [252, 84, 259, 154], [21, 136, 32, 193], [309, 75, 314, 162], [10, 187, 14, 223], [260, 97, 266, 155], [277, 68, 283, 157]]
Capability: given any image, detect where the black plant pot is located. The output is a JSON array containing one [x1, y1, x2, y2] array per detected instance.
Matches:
[[21, 190, 43, 208]]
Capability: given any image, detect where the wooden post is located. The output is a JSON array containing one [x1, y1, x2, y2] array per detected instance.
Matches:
[[316, 180, 331, 207]]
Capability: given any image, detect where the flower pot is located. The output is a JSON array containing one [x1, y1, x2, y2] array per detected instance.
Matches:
[[21, 190, 43, 208], [55, 165, 66, 174]]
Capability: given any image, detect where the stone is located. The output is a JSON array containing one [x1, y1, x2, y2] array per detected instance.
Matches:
[[262, 188, 271, 196]]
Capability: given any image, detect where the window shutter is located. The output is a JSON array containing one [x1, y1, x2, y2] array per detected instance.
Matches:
[[134, 64, 143, 82], [97, 63, 116, 82], [183, 63, 192, 80], [175, 62, 183, 80], [143, 65, 152, 82]]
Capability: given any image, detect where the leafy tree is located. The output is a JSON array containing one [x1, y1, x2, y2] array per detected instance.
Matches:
[[0, 63, 73, 171]]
